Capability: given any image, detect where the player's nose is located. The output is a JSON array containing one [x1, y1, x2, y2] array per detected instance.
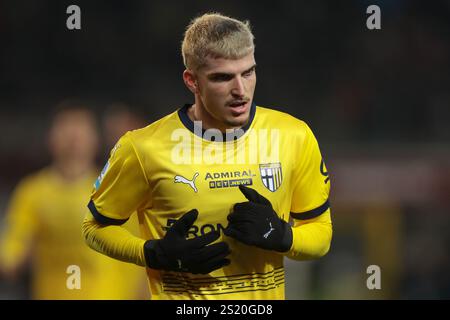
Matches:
[[231, 77, 245, 97]]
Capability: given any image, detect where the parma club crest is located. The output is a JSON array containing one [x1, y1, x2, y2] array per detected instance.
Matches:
[[259, 163, 282, 192]]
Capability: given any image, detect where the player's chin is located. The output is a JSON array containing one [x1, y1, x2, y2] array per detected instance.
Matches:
[[224, 114, 250, 129]]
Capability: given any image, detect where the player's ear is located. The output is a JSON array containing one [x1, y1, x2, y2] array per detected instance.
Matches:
[[183, 69, 198, 94]]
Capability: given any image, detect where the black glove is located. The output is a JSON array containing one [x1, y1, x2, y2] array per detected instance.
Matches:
[[144, 209, 231, 274], [224, 185, 292, 252]]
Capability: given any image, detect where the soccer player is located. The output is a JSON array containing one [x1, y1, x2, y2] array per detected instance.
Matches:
[[83, 13, 332, 300], [0, 104, 147, 299]]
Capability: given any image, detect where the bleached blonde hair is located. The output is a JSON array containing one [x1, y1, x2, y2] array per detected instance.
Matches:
[[181, 13, 255, 70]]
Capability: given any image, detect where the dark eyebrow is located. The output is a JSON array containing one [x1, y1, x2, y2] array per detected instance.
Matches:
[[207, 64, 257, 79], [242, 64, 257, 74]]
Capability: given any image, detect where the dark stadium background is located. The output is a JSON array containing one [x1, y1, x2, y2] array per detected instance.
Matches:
[[0, 0, 449, 299]]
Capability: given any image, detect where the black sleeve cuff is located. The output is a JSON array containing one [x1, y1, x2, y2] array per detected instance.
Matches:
[[87, 200, 129, 225], [290, 199, 330, 220]]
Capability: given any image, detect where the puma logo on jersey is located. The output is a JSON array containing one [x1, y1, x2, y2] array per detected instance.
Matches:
[[174, 172, 199, 193], [263, 222, 275, 239]]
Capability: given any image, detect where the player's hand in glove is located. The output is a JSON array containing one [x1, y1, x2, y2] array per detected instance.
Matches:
[[144, 209, 231, 274], [224, 185, 292, 252]]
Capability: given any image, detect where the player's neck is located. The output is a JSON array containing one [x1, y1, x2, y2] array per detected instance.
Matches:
[[188, 103, 242, 133], [52, 158, 93, 182]]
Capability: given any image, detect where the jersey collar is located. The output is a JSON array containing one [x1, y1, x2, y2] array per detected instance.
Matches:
[[177, 101, 256, 142]]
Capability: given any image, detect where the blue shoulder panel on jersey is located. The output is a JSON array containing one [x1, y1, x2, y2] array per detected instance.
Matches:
[[87, 200, 129, 225], [290, 200, 330, 220]]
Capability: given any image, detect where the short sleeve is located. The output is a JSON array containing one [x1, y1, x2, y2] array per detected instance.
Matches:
[[290, 123, 330, 220], [88, 132, 149, 225]]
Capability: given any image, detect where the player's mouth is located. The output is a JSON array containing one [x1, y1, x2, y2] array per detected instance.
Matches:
[[227, 100, 249, 116]]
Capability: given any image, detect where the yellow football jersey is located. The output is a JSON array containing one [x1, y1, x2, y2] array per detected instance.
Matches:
[[89, 103, 330, 300], [0, 167, 148, 299]]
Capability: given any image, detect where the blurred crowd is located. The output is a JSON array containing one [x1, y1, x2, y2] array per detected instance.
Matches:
[[0, 1, 449, 299]]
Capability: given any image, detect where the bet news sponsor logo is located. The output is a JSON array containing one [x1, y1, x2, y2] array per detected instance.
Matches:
[[209, 179, 252, 189], [206, 169, 256, 189]]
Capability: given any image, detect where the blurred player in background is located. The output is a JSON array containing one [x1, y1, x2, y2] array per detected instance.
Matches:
[[83, 13, 332, 300], [0, 102, 147, 299], [101, 103, 146, 154]]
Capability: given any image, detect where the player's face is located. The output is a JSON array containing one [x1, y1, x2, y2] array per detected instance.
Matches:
[[195, 52, 256, 130], [49, 110, 98, 162]]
